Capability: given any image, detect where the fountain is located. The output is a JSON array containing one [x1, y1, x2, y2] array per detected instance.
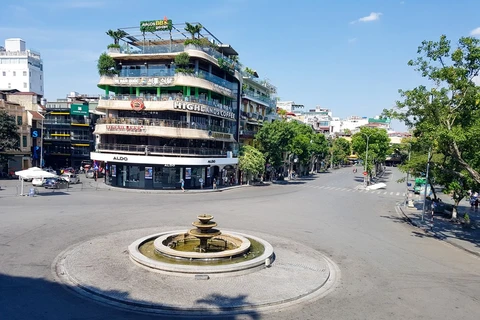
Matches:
[[128, 215, 275, 276]]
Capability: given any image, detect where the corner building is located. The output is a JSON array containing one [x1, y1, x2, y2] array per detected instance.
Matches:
[[91, 20, 241, 190]]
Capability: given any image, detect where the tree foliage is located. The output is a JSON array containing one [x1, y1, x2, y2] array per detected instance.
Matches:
[[384, 35, 480, 185], [106, 29, 127, 45], [351, 127, 390, 173], [97, 53, 118, 76], [238, 145, 265, 183], [184, 23, 203, 39], [0, 110, 20, 168], [330, 137, 351, 166]]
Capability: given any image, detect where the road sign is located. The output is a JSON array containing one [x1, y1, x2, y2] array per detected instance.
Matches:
[[363, 171, 368, 176]]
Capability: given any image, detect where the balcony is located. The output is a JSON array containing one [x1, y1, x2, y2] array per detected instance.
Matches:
[[71, 119, 91, 126], [242, 90, 276, 108], [43, 120, 70, 125], [240, 130, 257, 138], [97, 143, 227, 157], [113, 43, 242, 73]]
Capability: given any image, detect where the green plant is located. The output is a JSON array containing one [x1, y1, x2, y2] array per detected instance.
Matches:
[[97, 53, 118, 76], [107, 43, 121, 49], [217, 57, 234, 73], [175, 52, 190, 67], [175, 68, 194, 74], [245, 67, 256, 76], [464, 212, 471, 224], [184, 23, 203, 39], [106, 29, 127, 45]]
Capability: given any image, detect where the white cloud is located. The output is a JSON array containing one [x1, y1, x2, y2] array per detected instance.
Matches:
[[348, 38, 357, 44], [470, 27, 480, 36], [350, 12, 383, 24]]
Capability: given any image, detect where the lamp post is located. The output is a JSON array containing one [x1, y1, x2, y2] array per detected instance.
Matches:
[[361, 132, 372, 186], [404, 144, 412, 207], [421, 146, 432, 222]]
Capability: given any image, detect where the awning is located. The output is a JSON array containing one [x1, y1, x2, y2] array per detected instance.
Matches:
[[90, 110, 106, 116]]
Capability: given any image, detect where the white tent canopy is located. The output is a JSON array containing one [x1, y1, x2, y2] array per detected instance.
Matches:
[[15, 167, 58, 196]]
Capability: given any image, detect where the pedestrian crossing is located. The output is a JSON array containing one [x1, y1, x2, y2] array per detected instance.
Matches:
[[289, 184, 406, 197]]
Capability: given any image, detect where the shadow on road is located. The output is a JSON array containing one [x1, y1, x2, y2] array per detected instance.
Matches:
[[0, 273, 260, 319]]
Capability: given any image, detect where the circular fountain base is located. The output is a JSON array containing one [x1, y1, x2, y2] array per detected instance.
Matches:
[[153, 231, 251, 260], [53, 227, 339, 316], [130, 230, 272, 276]]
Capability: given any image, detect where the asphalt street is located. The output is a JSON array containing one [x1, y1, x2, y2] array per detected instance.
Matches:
[[0, 166, 479, 319]]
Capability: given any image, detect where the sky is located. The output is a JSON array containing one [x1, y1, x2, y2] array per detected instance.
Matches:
[[1, 0, 480, 132]]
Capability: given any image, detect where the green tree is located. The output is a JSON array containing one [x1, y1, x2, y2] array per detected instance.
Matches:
[[238, 145, 265, 184], [0, 110, 20, 170], [184, 23, 203, 39], [351, 127, 390, 178], [106, 29, 127, 45], [255, 120, 295, 169], [97, 53, 118, 76], [384, 35, 480, 184], [331, 137, 351, 166]]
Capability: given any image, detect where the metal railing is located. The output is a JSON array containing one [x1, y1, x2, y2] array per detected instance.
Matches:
[[96, 117, 233, 134], [242, 90, 276, 107], [97, 143, 227, 157], [101, 94, 235, 113]]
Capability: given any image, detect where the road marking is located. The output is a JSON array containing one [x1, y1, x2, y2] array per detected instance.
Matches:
[[396, 192, 400, 196], [384, 192, 388, 195], [390, 192, 394, 195]]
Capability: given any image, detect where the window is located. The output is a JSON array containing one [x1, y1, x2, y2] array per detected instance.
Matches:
[[2, 71, 5, 76], [17, 116, 22, 125], [40, 85, 43, 91], [23, 71, 27, 76], [22, 136, 27, 148], [23, 82, 27, 88], [7, 83, 11, 89], [29, 71, 31, 77], [40, 74, 42, 80], [12, 71, 16, 76]]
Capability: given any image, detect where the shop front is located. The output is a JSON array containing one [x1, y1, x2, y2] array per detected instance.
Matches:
[[91, 152, 237, 190]]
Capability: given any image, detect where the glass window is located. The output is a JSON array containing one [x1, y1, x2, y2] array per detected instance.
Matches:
[[2, 71, 5, 76], [7, 83, 11, 88], [12, 71, 16, 76], [23, 71, 27, 76], [22, 135, 27, 147], [17, 116, 22, 125], [23, 82, 27, 88], [153, 166, 180, 189]]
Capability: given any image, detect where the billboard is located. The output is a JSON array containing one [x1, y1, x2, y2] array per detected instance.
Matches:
[[71, 104, 89, 116]]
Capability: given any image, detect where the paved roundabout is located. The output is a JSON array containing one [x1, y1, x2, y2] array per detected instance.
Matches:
[[53, 227, 340, 316]]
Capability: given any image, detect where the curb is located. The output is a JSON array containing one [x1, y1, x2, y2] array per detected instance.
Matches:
[[86, 182, 249, 194], [397, 205, 480, 258]]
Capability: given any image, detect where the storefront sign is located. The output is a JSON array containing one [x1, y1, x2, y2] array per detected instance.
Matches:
[[131, 99, 145, 111], [106, 125, 146, 133], [113, 156, 128, 161], [185, 168, 192, 179], [207, 160, 216, 163], [140, 17, 173, 32], [71, 104, 89, 116], [174, 101, 235, 120], [145, 167, 153, 179], [113, 77, 174, 86]]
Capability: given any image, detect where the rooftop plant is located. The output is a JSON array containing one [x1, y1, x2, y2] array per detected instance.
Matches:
[[97, 53, 118, 76], [106, 29, 127, 45]]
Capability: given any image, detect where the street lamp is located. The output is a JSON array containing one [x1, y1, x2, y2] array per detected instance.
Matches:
[[361, 132, 372, 186]]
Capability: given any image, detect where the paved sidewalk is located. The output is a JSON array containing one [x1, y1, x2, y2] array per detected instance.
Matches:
[[398, 196, 480, 257]]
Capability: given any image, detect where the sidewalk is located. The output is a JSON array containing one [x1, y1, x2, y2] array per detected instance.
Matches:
[[397, 194, 480, 257]]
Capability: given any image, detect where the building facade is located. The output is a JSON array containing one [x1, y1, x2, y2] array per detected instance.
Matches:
[[0, 39, 44, 96], [0, 91, 43, 173], [239, 74, 277, 146], [91, 20, 242, 190], [43, 93, 99, 169]]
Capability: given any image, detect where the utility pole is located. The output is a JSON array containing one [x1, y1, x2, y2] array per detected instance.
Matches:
[[421, 147, 432, 222], [361, 132, 371, 186], [404, 145, 412, 207]]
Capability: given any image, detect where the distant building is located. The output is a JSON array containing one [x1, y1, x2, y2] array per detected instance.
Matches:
[[276, 101, 304, 113], [0, 39, 44, 96], [300, 107, 333, 134]]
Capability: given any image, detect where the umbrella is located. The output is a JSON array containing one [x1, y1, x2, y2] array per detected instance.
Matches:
[[15, 168, 58, 195]]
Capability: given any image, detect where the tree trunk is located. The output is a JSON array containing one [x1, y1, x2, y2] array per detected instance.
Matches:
[[451, 141, 480, 184]]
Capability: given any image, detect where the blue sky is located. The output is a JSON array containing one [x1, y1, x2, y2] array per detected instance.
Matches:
[[1, 0, 480, 131]]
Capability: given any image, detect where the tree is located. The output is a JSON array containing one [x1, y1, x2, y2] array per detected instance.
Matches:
[[106, 29, 127, 45], [97, 53, 118, 76], [351, 127, 390, 178], [384, 35, 480, 185], [238, 145, 265, 184], [331, 137, 351, 166], [255, 120, 295, 169], [184, 23, 203, 39], [0, 110, 20, 170]]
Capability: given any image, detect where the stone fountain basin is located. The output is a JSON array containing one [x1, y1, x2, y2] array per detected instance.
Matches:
[[154, 231, 250, 259], [128, 230, 274, 276]]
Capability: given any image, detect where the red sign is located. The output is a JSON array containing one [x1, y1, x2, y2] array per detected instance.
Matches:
[[363, 171, 368, 176], [130, 98, 145, 111]]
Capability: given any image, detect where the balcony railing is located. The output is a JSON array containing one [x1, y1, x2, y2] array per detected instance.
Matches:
[[97, 143, 227, 157], [71, 119, 91, 125], [242, 90, 276, 107], [114, 69, 235, 91], [43, 120, 70, 125], [96, 117, 233, 134], [101, 94, 235, 113], [116, 43, 242, 72]]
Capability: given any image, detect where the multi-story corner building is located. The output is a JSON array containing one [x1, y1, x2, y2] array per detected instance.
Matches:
[[0, 90, 44, 173], [43, 93, 99, 169], [91, 20, 243, 190], [239, 74, 277, 146], [300, 106, 333, 135], [0, 39, 44, 96]]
